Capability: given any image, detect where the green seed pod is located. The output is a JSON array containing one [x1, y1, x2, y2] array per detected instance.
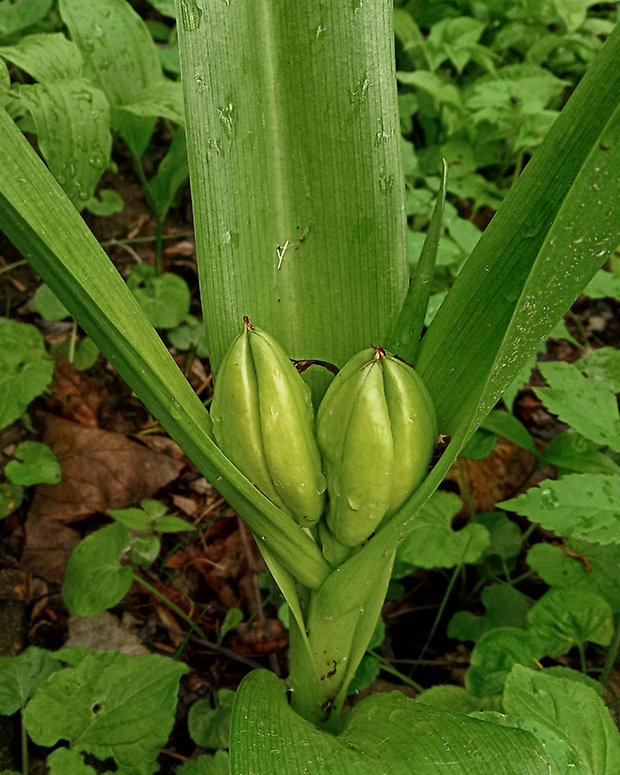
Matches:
[[211, 318, 326, 525], [317, 347, 436, 546]]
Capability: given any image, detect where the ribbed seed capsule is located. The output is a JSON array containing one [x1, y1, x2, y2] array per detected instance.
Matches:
[[211, 318, 326, 525], [317, 347, 437, 546]]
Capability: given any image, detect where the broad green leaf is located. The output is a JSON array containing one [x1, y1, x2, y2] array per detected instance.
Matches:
[[177, 752, 230, 775], [448, 583, 529, 643], [397, 491, 490, 569], [346, 654, 380, 696], [168, 314, 209, 358], [59, 336, 100, 372], [535, 361, 620, 452], [481, 410, 537, 456], [23, 651, 188, 773], [0, 32, 82, 82], [59, 0, 163, 159], [143, 126, 189, 219], [231, 669, 558, 775], [553, 0, 601, 33], [527, 586, 614, 655], [500, 473, 620, 545], [129, 533, 160, 567], [4, 441, 61, 486], [119, 79, 185, 126], [416, 685, 486, 715], [579, 346, 620, 393], [0, 109, 331, 591], [219, 608, 243, 641], [188, 689, 235, 749], [460, 428, 497, 460], [47, 748, 96, 775], [527, 541, 620, 613], [0, 0, 53, 39], [424, 17, 486, 74], [0, 320, 54, 431], [584, 268, 620, 300], [177, 0, 408, 395], [415, 25, 620, 449], [0, 646, 61, 716], [153, 516, 194, 532], [148, 0, 177, 18], [62, 523, 132, 617], [475, 511, 523, 561], [33, 282, 70, 321], [538, 429, 620, 475], [396, 70, 463, 107], [127, 264, 191, 330], [84, 189, 124, 217], [466, 628, 543, 698], [504, 665, 620, 774], [14, 79, 111, 207]]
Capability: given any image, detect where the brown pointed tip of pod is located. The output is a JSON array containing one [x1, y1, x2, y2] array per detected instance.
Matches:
[[373, 346, 386, 360], [243, 315, 253, 331]]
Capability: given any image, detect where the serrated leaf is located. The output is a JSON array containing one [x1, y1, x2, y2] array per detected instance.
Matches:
[[535, 361, 620, 452], [584, 268, 620, 300], [62, 522, 132, 617], [4, 441, 61, 485], [578, 346, 620, 393], [538, 429, 620, 475], [397, 491, 490, 568], [466, 628, 543, 698], [504, 665, 620, 774], [500, 473, 620, 545], [23, 651, 188, 773], [448, 583, 529, 643], [396, 70, 463, 108], [528, 586, 614, 655], [0, 647, 61, 716]]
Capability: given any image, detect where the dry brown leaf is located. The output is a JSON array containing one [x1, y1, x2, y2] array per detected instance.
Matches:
[[48, 359, 106, 427], [65, 612, 150, 656], [445, 437, 534, 515], [28, 413, 184, 524]]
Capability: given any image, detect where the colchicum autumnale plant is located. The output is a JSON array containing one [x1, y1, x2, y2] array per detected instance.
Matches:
[[1, 0, 620, 772]]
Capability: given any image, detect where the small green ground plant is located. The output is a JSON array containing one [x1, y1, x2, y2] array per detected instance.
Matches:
[[1, 1, 620, 773]]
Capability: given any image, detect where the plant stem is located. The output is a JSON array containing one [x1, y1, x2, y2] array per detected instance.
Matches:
[[68, 320, 78, 364], [21, 714, 28, 775], [132, 572, 195, 627], [0, 258, 28, 276], [455, 459, 475, 518], [412, 561, 462, 676], [601, 616, 620, 686], [99, 231, 194, 247], [578, 642, 588, 674], [368, 650, 424, 692]]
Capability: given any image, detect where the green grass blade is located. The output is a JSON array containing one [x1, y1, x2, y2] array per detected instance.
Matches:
[[388, 157, 447, 364], [176, 0, 408, 396], [0, 107, 329, 590]]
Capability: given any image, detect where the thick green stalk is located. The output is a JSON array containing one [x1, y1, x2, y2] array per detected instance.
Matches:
[[176, 0, 408, 398]]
